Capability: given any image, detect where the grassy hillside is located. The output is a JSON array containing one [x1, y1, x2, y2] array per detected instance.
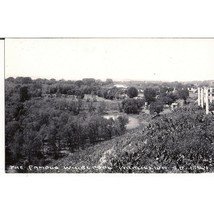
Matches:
[[31, 104, 214, 173]]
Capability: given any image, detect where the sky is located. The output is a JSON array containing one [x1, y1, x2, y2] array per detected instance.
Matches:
[[5, 38, 214, 82]]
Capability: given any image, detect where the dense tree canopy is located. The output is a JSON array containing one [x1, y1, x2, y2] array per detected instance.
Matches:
[[5, 77, 131, 171], [149, 100, 164, 115], [121, 99, 144, 114], [144, 88, 157, 104], [177, 88, 189, 103], [127, 87, 138, 98], [19, 86, 30, 102]]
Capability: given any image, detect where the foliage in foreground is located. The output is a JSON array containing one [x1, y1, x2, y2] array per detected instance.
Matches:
[[105, 105, 214, 173]]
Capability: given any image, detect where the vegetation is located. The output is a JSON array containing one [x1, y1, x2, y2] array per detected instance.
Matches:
[[121, 99, 144, 114], [5, 76, 214, 173], [5, 77, 128, 171], [107, 105, 214, 173], [127, 87, 138, 98], [157, 88, 177, 105], [177, 88, 189, 104], [143, 88, 157, 104], [149, 100, 164, 115], [209, 102, 214, 113]]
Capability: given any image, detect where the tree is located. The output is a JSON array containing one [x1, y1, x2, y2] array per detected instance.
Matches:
[[22, 77, 32, 84], [97, 101, 107, 114], [105, 78, 113, 85], [209, 103, 214, 114], [20, 86, 30, 102], [75, 80, 84, 88], [159, 86, 169, 96], [88, 101, 96, 112], [149, 100, 164, 115], [122, 99, 141, 114], [177, 88, 189, 104], [82, 78, 96, 86], [144, 88, 156, 104], [56, 88, 62, 97], [157, 93, 177, 105], [6, 77, 15, 82], [116, 115, 129, 134], [127, 87, 138, 98]]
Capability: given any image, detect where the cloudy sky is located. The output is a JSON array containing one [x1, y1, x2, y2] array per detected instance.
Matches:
[[5, 38, 214, 81]]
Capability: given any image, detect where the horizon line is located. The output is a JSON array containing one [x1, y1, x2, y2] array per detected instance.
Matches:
[[4, 75, 214, 83]]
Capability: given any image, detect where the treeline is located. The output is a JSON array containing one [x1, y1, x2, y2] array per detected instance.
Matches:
[[6, 77, 116, 99], [5, 76, 191, 106], [6, 76, 130, 102], [121, 80, 198, 90]]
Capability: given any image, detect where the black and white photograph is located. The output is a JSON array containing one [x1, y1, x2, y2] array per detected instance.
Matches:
[[2, 1, 214, 214], [4, 38, 214, 173]]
